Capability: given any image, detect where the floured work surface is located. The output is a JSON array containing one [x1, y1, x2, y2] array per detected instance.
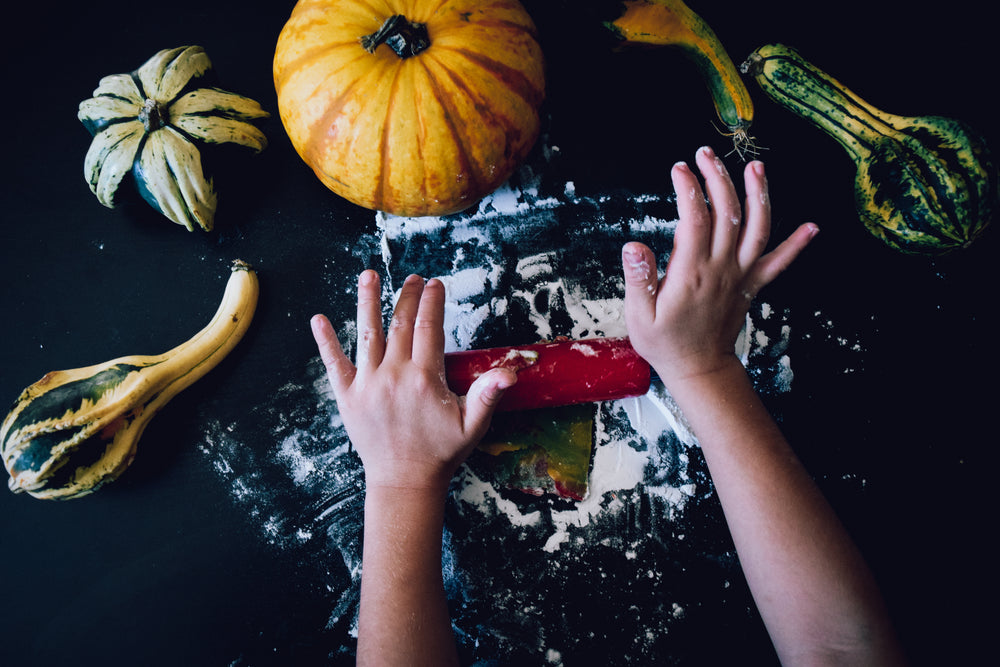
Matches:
[[2, 1, 995, 664], [199, 157, 800, 664]]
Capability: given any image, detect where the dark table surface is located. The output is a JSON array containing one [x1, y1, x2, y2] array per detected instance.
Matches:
[[2, 2, 996, 665]]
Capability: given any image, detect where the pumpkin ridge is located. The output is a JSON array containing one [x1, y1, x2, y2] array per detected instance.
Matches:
[[420, 60, 482, 193], [375, 65, 407, 212], [433, 16, 538, 41], [276, 42, 366, 92], [417, 0, 452, 23], [402, 62, 430, 209], [341, 0, 389, 23], [439, 46, 543, 109], [434, 58, 519, 161], [296, 47, 376, 109], [304, 76, 364, 173]]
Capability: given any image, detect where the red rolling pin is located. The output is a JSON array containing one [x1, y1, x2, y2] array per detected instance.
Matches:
[[444, 336, 652, 412]]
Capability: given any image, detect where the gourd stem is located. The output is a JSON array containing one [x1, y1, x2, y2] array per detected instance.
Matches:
[[361, 15, 430, 59], [139, 98, 168, 133]]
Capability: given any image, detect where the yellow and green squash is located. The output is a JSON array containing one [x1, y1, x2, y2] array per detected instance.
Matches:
[[742, 43, 996, 255], [606, 0, 755, 159], [1, 261, 258, 500]]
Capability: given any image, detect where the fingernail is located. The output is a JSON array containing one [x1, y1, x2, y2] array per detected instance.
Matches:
[[622, 243, 652, 281], [496, 371, 517, 391], [672, 160, 690, 174], [482, 371, 516, 406], [698, 145, 715, 159], [622, 242, 641, 261], [359, 270, 377, 286], [752, 161, 765, 177]]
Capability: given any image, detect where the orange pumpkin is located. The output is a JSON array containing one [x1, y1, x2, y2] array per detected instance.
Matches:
[[273, 0, 546, 217]]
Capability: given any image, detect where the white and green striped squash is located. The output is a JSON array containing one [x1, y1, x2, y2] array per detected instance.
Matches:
[[78, 45, 270, 232], [1, 261, 259, 500]]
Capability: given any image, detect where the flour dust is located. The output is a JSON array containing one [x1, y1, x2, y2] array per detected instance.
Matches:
[[198, 156, 799, 663]]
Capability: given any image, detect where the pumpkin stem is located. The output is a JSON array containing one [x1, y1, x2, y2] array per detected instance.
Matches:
[[361, 15, 430, 59], [139, 98, 168, 133]]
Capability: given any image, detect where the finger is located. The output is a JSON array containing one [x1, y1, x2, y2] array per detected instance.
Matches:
[[669, 159, 711, 271], [746, 223, 819, 295], [355, 270, 385, 372], [461, 367, 517, 442], [384, 274, 425, 362], [622, 242, 659, 329], [738, 160, 772, 269], [310, 314, 356, 398], [411, 278, 446, 370], [694, 145, 742, 259]]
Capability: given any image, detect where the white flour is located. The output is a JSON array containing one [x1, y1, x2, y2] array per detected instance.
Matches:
[[198, 153, 805, 662]]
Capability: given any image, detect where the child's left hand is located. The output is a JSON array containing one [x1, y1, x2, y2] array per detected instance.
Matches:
[[311, 270, 516, 495]]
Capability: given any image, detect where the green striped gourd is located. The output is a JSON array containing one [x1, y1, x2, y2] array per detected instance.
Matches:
[[742, 43, 996, 255], [1, 261, 258, 500]]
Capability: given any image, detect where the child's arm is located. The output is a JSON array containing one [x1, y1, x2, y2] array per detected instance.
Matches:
[[311, 271, 515, 667], [623, 146, 905, 666]]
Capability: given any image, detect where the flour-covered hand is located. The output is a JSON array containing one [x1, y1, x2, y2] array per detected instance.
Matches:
[[311, 271, 516, 493], [622, 146, 817, 387]]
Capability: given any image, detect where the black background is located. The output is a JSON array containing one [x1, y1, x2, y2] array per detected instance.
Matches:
[[1, 1, 996, 665]]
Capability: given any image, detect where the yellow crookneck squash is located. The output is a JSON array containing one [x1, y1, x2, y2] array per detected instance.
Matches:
[[607, 0, 755, 159], [273, 0, 546, 218]]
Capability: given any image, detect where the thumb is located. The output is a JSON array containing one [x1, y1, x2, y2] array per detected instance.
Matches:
[[622, 242, 658, 327], [462, 367, 517, 440]]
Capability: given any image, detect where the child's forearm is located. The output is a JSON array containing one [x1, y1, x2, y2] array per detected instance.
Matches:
[[663, 360, 906, 665], [357, 485, 459, 667], [313, 272, 515, 666]]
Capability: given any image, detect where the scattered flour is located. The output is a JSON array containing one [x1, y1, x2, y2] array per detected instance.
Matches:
[[197, 154, 801, 663]]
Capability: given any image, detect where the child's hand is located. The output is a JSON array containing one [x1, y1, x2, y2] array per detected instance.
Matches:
[[311, 271, 516, 494], [622, 146, 817, 387]]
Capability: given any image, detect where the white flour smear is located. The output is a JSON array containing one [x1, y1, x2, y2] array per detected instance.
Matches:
[[198, 157, 800, 663]]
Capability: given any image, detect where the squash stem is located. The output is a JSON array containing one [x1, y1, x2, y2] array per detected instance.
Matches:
[[139, 98, 168, 133], [361, 15, 431, 59]]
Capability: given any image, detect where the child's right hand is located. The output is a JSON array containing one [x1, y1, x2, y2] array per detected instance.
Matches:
[[311, 271, 516, 495], [622, 146, 817, 388]]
